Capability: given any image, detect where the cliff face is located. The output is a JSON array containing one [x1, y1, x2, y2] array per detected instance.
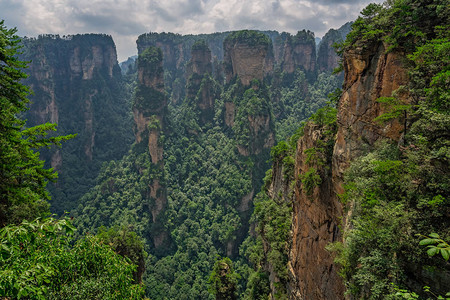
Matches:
[[280, 31, 316, 79], [317, 30, 341, 73], [223, 34, 272, 86], [222, 31, 275, 160], [136, 32, 229, 103], [289, 122, 343, 300], [266, 40, 410, 299], [186, 41, 217, 125], [21, 34, 132, 214], [333, 42, 409, 191]]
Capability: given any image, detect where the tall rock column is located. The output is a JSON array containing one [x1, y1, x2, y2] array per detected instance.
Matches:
[[281, 30, 316, 81], [132, 46, 168, 249], [223, 30, 273, 86], [222, 30, 275, 157], [185, 40, 217, 125]]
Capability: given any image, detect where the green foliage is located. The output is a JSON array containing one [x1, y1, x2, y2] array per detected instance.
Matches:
[[232, 82, 273, 151], [133, 84, 166, 111], [97, 225, 147, 282], [19, 32, 133, 215], [330, 3, 450, 297], [139, 46, 163, 72], [251, 191, 292, 287], [299, 167, 321, 195], [0, 21, 75, 226], [341, 0, 449, 53], [243, 270, 270, 300], [225, 30, 270, 48], [0, 217, 143, 299], [272, 70, 340, 142], [209, 257, 239, 300], [419, 233, 450, 261], [192, 39, 209, 51], [309, 105, 337, 127], [374, 96, 411, 124], [332, 139, 449, 298]]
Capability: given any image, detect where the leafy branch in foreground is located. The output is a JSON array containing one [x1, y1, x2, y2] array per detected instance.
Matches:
[[419, 233, 450, 261], [0, 217, 144, 299]]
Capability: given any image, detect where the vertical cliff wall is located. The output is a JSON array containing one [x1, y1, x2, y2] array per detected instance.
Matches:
[[21, 34, 132, 214], [333, 42, 409, 191], [289, 120, 344, 300], [263, 38, 410, 299], [136, 32, 229, 103], [223, 30, 273, 86], [222, 31, 275, 160], [280, 30, 317, 81], [185, 40, 218, 125]]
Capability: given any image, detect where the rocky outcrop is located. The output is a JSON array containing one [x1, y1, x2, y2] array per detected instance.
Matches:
[[289, 122, 344, 300], [223, 30, 273, 86], [21, 34, 131, 214], [317, 30, 342, 73], [281, 30, 316, 79], [133, 47, 166, 156], [333, 42, 409, 191], [137, 32, 229, 103], [266, 39, 410, 299], [186, 40, 218, 125]]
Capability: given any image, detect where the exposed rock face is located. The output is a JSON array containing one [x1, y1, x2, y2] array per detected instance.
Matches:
[[133, 47, 166, 150], [187, 41, 213, 76], [230, 83, 275, 158], [224, 102, 236, 127], [266, 39, 410, 299], [186, 41, 217, 125], [21, 34, 131, 214], [290, 123, 344, 300], [223, 31, 272, 86], [70, 44, 117, 79], [281, 30, 316, 78], [137, 32, 229, 103], [333, 42, 409, 192], [246, 113, 275, 155]]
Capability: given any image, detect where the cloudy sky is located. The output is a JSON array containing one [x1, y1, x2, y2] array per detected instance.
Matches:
[[1, 0, 383, 61]]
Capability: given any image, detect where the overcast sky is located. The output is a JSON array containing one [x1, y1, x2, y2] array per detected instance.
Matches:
[[1, 0, 383, 62]]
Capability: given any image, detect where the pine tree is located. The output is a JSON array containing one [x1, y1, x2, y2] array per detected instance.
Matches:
[[0, 20, 75, 226]]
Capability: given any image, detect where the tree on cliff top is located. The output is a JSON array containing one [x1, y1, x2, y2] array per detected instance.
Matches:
[[224, 30, 271, 48], [0, 20, 75, 227]]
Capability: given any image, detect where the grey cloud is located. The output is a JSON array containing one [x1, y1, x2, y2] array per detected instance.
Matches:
[[272, 0, 281, 10], [0, 1, 29, 33], [0, 0, 383, 61], [314, 0, 371, 3], [75, 13, 146, 35]]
